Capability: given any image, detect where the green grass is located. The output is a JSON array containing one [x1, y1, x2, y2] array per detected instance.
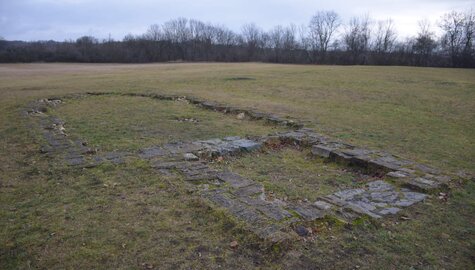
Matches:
[[287, 180, 475, 269], [0, 160, 263, 269], [53, 95, 281, 151], [0, 63, 474, 269], [212, 148, 374, 201], [1, 63, 473, 173]]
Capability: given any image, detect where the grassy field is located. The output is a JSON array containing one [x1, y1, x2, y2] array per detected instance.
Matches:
[[0, 63, 474, 269], [52, 95, 281, 151], [211, 148, 376, 202]]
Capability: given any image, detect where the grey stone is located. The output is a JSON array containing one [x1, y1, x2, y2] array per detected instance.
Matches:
[[185, 173, 217, 182], [344, 201, 381, 218], [321, 195, 347, 207], [342, 148, 372, 157], [414, 177, 436, 185], [370, 191, 399, 203], [335, 208, 362, 221], [367, 180, 394, 192], [334, 189, 365, 200], [216, 172, 252, 188], [224, 136, 241, 141], [415, 164, 440, 174], [295, 225, 311, 237], [237, 196, 266, 206], [139, 147, 167, 159], [152, 161, 187, 169], [279, 130, 305, 141], [164, 142, 203, 155], [231, 139, 261, 152], [205, 190, 234, 208], [66, 156, 85, 166], [370, 201, 389, 208], [233, 183, 264, 197], [345, 203, 381, 219], [199, 138, 222, 146], [183, 153, 199, 161], [332, 151, 353, 161], [314, 200, 333, 211], [407, 177, 440, 190], [256, 204, 292, 221], [369, 158, 401, 171], [348, 200, 377, 212], [399, 167, 416, 174], [387, 171, 410, 178], [289, 204, 324, 220], [402, 191, 427, 202], [393, 199, 416, 207], [311, 145, 333, 158], [232, 205, 266, 225], [349, 155, 372, 166]]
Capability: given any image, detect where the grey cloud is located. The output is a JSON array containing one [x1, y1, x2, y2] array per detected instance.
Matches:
[[0, 0, 473, 41]]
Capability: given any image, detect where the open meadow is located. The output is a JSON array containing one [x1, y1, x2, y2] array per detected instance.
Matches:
[[0, 63, 474, 269]]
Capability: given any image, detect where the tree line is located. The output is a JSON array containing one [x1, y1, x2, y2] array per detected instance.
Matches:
[[0, 9, 474, 67]]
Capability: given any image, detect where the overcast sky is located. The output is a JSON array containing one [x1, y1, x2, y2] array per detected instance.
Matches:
[[0, 0, 473, 41]]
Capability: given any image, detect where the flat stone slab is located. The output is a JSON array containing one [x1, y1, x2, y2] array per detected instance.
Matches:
[[216, 171, 253, 188], [231, 139, 261, 151], [194, 137, 262, 157], [66, 155, 85, 166], [138, 146, 168, 159], [288, 203, 325, 221], [318, 180, 427, 221]]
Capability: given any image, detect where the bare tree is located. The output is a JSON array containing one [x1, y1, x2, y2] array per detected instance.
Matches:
[[462, 10, 475, 65], [413, 20, 437, 66], [343, 15, 372, 64], [145, 24, 162, 41], [373, 19, 397, 53], [214, 25, 238, 46], [440, 11, 465, 66], [440, 10, 475, 66], [3, 14, 475, 66], [161, 18, 191, 60], [282, 24, 297, 50], [269, 25, 284, 61], [162, 18, 190, 43], [308, 11, 340, 62], [241, 23, 263, 59]]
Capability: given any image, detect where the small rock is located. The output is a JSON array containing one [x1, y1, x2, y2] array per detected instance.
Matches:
[[438, 192, 448, 201], [295, 225, 310, 237], [229, 240, 239, 248], [183, 153, 199, 161], [236, 112, 245, 120]]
